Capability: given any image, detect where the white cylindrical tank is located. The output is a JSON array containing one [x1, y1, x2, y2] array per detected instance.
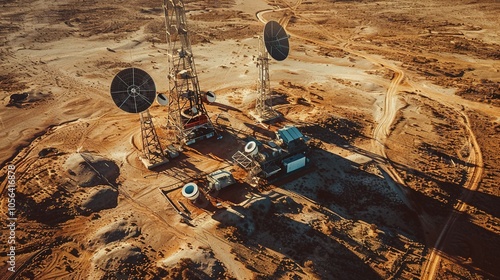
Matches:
[[182, 183, 200, 201], [244, 141, 258, 156]]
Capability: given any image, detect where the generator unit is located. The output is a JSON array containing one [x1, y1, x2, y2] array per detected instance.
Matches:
[[207, 170, 236, 192]]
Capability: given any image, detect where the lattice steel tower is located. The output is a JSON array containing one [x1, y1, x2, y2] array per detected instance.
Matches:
[[256, 38, 275, 120], [255, 21, 289, 122], [163, 0, 216, 145]]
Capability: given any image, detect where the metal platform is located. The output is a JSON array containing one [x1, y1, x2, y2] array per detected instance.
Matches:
[[232, 151, 253, 169]]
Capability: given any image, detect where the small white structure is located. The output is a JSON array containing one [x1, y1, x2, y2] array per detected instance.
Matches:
[[207, 170, 236, 191], [182, 182, 200, 201], [244, 141, 259, 156], [157, 93, 169, 105]]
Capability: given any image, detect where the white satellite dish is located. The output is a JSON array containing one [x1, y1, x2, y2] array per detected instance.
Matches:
[[244, 141, 258, 156], [205, 91, 216, 103], [157, 93, 169, 105]]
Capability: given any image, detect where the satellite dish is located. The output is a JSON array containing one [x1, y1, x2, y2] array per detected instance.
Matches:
[[264, 21, 289, 61], [110, 68, 156, 113], [205, 91, 216, 103], [244, 141, 258, 156], [157, 93, 169, 105]]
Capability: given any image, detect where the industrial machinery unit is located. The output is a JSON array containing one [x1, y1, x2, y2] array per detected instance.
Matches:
[[232, 126, 309, 179], [163, 0, 217, 145], [206, 170, 236, 192]]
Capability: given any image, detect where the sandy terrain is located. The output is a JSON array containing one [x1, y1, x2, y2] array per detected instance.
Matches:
[[1, 0, 499, 279]]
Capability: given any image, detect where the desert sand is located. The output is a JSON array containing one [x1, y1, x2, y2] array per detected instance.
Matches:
[[1, 0, 499, 279]]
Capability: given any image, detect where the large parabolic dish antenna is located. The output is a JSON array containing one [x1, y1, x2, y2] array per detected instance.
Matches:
[[110, 67, 156, 113], [264, 21, 289, 61]]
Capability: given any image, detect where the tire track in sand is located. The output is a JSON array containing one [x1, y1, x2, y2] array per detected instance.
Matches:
[[420, 106, 484, 280]]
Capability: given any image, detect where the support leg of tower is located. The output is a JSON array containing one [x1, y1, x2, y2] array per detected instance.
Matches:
[[140, 110, 170, 169]]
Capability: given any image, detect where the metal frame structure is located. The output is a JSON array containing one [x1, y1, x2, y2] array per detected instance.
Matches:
[[163, 0, 216, 145], [140, 110, 168, 168], [255, 38, 278, 121]]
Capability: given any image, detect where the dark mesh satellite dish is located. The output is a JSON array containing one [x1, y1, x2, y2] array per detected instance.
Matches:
[[110, 68, 156, 113], [264, 21, 289, 61]]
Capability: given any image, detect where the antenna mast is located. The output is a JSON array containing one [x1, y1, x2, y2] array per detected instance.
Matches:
[[109, 67, 169, 169], [163, 0, 216, 145], [256, 38, 276, 120], [255, 21, 289, 122]]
